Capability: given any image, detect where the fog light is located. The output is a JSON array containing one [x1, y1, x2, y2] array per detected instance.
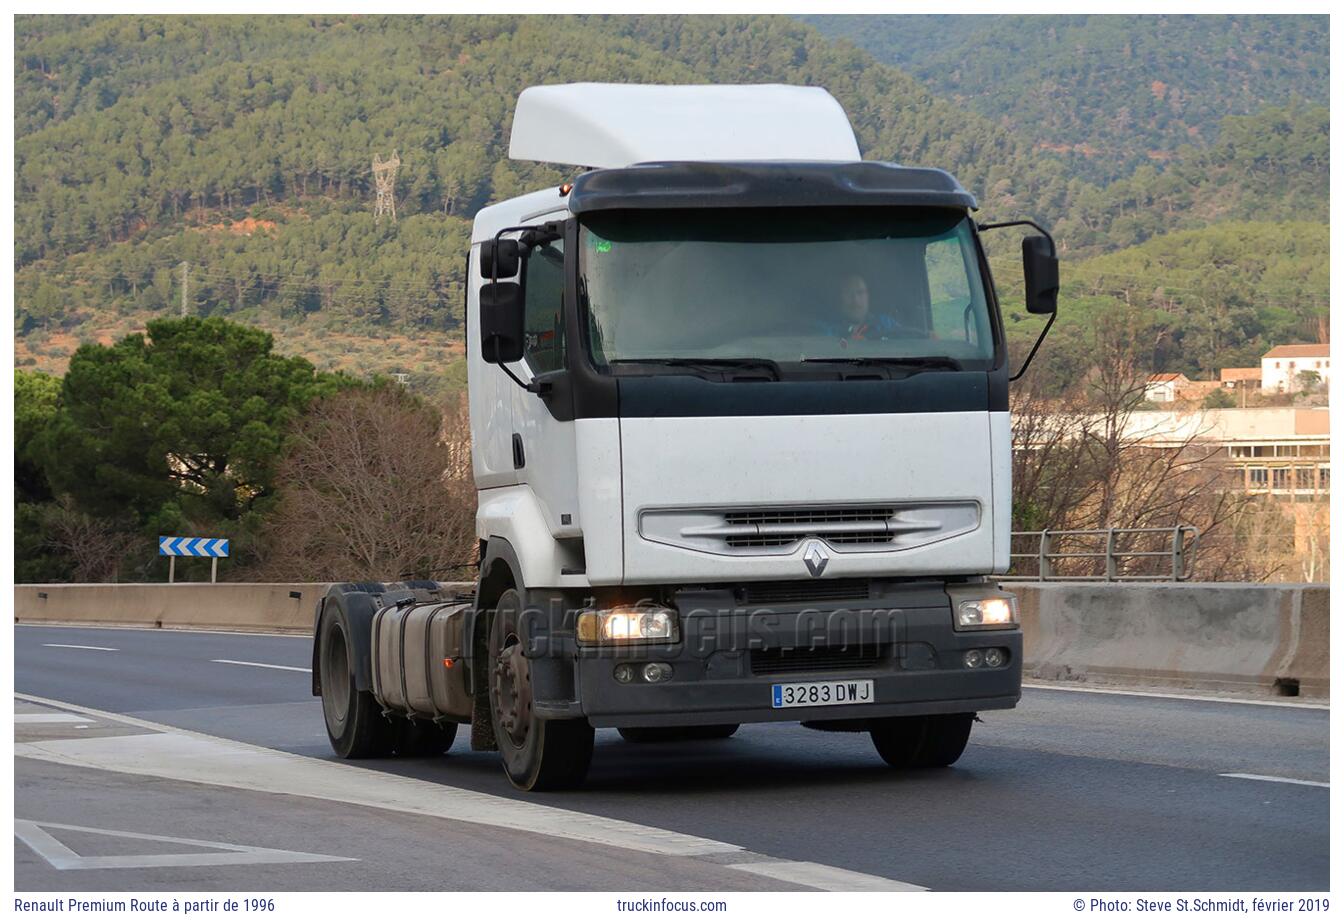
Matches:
[[577, 606, 680, 644], [955, 595, 1019, 630], [613, 663, 636, 683], [984, 647, 1007, 668], [963, 649, 984, 669], [642, 662, 673, 683]]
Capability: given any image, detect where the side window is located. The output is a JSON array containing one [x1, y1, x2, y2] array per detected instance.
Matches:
[[523, 239, 565, 374], [925, 235, 974, 345]]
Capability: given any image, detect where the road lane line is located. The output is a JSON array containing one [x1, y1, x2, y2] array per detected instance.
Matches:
[[41, 644, 117, 652], [211, 659, 311, 673], [14, 692, 918, 891], [14, 714, 92, 724], [1023, 682, 1328, 710], [1219, 773, 1328, 788]]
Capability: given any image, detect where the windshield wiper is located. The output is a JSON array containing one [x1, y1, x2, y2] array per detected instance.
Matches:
[[801, 355, 963, 374], [609, 358, 781, 380]]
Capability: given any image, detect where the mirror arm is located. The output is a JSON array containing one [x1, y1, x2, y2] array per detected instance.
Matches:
[[496, 361, 547, 395], [1008, 311, 1056, 382], [977, 219, 1057, 256], [979, 218, 1059, 382]]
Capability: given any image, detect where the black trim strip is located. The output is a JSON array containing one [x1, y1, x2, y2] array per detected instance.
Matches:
[[615, 371, 998, 418], [569, 161, 977, 213]]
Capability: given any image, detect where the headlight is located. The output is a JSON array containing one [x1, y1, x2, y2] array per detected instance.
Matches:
[[954, 595, 1018, 630], [576, 606, 680, 644]]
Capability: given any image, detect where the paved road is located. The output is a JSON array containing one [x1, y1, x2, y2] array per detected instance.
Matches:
[[14, 624, 1330, 891]]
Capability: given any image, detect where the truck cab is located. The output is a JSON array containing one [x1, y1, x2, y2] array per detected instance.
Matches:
[[314, 83, 1058, 791]]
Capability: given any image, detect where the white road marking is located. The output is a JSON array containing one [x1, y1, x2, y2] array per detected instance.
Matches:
[[14, 714, 92, 725], [211, 659, 310, 673], [41, 644, 117, 652], [15, 693, 917, 890], [14, 819, 354, 870], [1219, 773, 1328, 788], [1023, 681, 1328, 711], [728, 859, 926, 892]]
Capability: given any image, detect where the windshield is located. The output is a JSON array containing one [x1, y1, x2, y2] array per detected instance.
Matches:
[[578, 208, 996, 372]]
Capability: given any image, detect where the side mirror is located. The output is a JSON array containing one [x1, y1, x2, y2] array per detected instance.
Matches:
[[479, 238, 520, 279], [480, 282, 525, 364], [1023, 235, 1059, 315]]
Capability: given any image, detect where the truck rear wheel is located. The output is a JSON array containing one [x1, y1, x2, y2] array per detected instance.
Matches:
[[488, 588, 593, 790], [618, 725, 739, 743], [870, 713, 973, 768], [319, 613, 395, 759]]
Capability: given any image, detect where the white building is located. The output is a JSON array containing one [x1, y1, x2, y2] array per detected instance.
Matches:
[[1144, 373, 1189, 403], [1261, 344, 1329, 393]]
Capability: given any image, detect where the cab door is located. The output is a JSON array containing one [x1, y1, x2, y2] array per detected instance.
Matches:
[[509, 235, 582, 539]]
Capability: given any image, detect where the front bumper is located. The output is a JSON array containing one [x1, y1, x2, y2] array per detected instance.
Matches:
[[539, 581, 1022, 728]]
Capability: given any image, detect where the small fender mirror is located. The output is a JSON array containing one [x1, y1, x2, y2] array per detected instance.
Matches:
[[479, 238, 521, 279]]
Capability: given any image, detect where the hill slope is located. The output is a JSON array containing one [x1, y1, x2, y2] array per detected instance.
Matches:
[[14, 14, 1330, 385], [803, 14, 1330, 182]]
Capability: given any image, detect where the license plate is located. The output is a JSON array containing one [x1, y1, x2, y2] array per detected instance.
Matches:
[[771, 678, 875, 709]]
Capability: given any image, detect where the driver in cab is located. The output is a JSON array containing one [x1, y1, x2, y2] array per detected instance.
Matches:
[[817, 274, 905, 342]]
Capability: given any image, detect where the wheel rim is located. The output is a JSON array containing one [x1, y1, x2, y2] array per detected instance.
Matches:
[[492, 631, 533, 749], [321, 622, 351, 729]]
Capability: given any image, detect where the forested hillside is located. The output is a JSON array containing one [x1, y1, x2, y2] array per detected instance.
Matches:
[[803, 14, 1329, 182], [14, 14, 1330, 389]]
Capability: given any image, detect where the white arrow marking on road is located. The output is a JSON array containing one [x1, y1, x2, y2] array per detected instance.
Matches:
[[42, 644, 117, 652], [1219, 773, 1328, 788], [14, 820, 355, 870], [211, 659, 311, 673]]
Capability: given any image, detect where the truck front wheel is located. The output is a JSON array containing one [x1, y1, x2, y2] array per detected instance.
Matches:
[[319, 613, 395, 759], [870, 713, 973, 768], [488, 588, 594, 790]]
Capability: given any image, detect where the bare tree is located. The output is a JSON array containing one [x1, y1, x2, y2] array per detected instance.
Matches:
[[254, 387, 477, 582], [1009, 306, 1262, 580], [42, 498, 131, 582]]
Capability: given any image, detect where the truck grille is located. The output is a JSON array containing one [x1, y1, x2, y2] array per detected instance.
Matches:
[[639, 502, 980, 556], [741, 579, 871, 605], [750, 644, 887, 676]]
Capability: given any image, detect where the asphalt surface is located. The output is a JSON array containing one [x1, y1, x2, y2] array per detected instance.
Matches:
[[14, 623, 1331, 891]]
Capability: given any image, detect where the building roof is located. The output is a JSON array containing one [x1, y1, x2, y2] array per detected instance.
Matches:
[[1220, 367, 1263, 382], [1263, 343, 1330, 359], [509, 83, 861, 170], [1147, 373, 1189, 383]]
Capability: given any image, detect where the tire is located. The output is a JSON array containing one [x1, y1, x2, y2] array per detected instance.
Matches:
[[394, 718, 458, 757], [319, 612, 395, 759], [488, 588, 594, 790], [913, 713, 974, 767], [870, 713, 973, 769], [618, 724, 740, 743]]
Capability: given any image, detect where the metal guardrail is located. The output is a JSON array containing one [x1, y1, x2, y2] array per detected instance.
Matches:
[[1004, 525, 1199, 582]]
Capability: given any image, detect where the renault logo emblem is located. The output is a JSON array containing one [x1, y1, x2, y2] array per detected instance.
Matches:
[[803, 541, 829, 578]]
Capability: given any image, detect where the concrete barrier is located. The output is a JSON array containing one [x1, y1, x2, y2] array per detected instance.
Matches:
[[15, 583, 329, 633], [16, 581, 1329, 698], [1012, 582, 1329, 698]]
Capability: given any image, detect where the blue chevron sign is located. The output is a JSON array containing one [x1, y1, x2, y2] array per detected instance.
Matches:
[[158, 536, 230, 558]]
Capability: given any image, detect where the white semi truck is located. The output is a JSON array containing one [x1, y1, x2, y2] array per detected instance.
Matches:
[[313, 84, 1059, 790]]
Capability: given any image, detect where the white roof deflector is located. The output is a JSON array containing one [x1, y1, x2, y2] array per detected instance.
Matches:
[[508, 83, 861, 169]]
